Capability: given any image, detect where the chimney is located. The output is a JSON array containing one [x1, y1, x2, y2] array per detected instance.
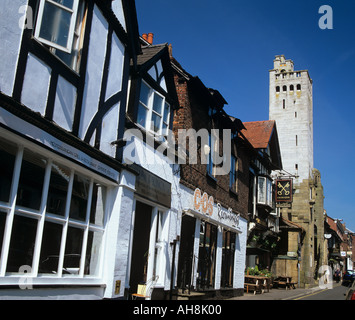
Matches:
[[147, 33, 154, 45], [142, 33, 148, 41]]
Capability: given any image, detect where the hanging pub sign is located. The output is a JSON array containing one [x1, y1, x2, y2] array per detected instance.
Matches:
[[275, 179, 293, 202]]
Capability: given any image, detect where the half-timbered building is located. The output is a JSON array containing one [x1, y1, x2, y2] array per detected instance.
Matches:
[[0, 0, 141, 299]]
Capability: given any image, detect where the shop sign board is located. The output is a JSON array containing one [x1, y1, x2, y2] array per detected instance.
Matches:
[[133, 163, 171, 208], [192, 188, 240, 230], [275, 179, 293, 202]]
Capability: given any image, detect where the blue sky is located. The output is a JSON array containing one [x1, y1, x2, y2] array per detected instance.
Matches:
[[135, 0, 355, 232]]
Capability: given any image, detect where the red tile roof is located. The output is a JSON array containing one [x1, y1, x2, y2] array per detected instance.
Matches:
[[242, 120, 276, 149]]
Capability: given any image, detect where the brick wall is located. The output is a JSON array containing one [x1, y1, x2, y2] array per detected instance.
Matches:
[[172, 68, 250, 220]]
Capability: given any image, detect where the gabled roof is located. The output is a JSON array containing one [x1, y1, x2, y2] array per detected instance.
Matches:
[[243, 120, 276, 149], [135, 44, 169, 70], [242, 120, 282, 170]]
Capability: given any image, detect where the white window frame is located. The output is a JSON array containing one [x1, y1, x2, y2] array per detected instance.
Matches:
[[138, 81, 171, 137], [0, 132, 113, 286], [34, 0, 80, 54], [257, 176, 273, 207]]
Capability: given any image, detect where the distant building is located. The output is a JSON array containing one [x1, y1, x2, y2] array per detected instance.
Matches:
[[269, 55, 325, 288]]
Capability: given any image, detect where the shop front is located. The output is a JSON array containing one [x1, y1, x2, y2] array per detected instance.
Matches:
[[0, 107, 134, 299], [127, 163, 173, 299], [177, 187, 247, 297]]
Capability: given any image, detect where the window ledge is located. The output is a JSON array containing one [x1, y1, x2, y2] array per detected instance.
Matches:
[[206, 172, 217, 184]]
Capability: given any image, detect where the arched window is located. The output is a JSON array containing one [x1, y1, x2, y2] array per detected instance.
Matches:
[[297, 84, 301, 91], [290, 85, 294, 91], [276, 86, 280, 93], [283, 85, 287, 92]]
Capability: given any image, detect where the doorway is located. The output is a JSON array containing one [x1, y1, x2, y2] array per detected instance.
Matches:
[[177, 215, 196, 292], [129, 201, 153, 294]]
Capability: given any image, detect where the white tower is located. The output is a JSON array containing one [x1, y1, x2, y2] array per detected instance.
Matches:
[[269, 55, 314, 182]]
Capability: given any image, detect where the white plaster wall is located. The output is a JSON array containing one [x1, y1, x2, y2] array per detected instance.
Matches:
[[21, 54, 51, 115], [105, 33, 124, 100], [53, 75, 77, 131], [100, 103, 119, 157], [111, 0, 126, 31], [103, 169, 136, 299], [0, 0, 27, 96], [233, 217, 248, 289], [79, 5, 108, 141]]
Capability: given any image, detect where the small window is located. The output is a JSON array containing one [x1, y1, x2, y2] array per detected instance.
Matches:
[[230, 155, 238, 193], [283, 99, 285, 109], [34, 0, 87, 72], [34, 0, 80, 53], [296, 135, 298, 146], [283, 85, 287, 92], [207, 133, 217, 177], [297, 84, 301, 90], [295, 164, 298, 170], [276, 86, 280, 93], [290, 85, 294, 91]]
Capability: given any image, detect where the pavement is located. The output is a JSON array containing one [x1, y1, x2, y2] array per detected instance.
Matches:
[[228, 282, 342, 300]]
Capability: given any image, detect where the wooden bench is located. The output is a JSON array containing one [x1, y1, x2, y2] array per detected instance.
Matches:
[[273, 277, 296, 290], [244, 276, 265, 295], [244, 281, 262, 295]]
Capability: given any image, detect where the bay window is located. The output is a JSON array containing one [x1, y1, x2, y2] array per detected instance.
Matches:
[[257, 176, 273, 207], [0, 137, 108, 280]]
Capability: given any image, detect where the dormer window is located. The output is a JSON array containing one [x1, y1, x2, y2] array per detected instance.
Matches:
[[138, 81, 171, 136]]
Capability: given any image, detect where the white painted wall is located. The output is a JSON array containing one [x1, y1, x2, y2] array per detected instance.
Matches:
[[79, 5, 108, 141], [0, 0, 27, 96], [53, 75, 77, 131], [21, 54, 51, 115]]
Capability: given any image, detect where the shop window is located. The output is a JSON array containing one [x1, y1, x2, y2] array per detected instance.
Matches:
[[221, 231, 236, 288], [39, 221, 63, 274], [63, 226, 84, 275], [85, 230, 103, 276], [6, 215, 38, 273], [34, 0, 87, 72], [137, 81, 171, 137], [0, 137, 108, 280], [69, 174, 90, 222], [0, 211, 7, 263], [47, 162, 70, 216], [153, 210, 165, 281], [0, 139, 17, 203], [16, 149, 47, 210], [197, 222, 217, 290], [230, 155, 238, 193]]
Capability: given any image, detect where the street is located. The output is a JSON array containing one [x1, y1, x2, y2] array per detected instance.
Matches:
[[230, 282, 350, 300], [288, 283, 349, 300]]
